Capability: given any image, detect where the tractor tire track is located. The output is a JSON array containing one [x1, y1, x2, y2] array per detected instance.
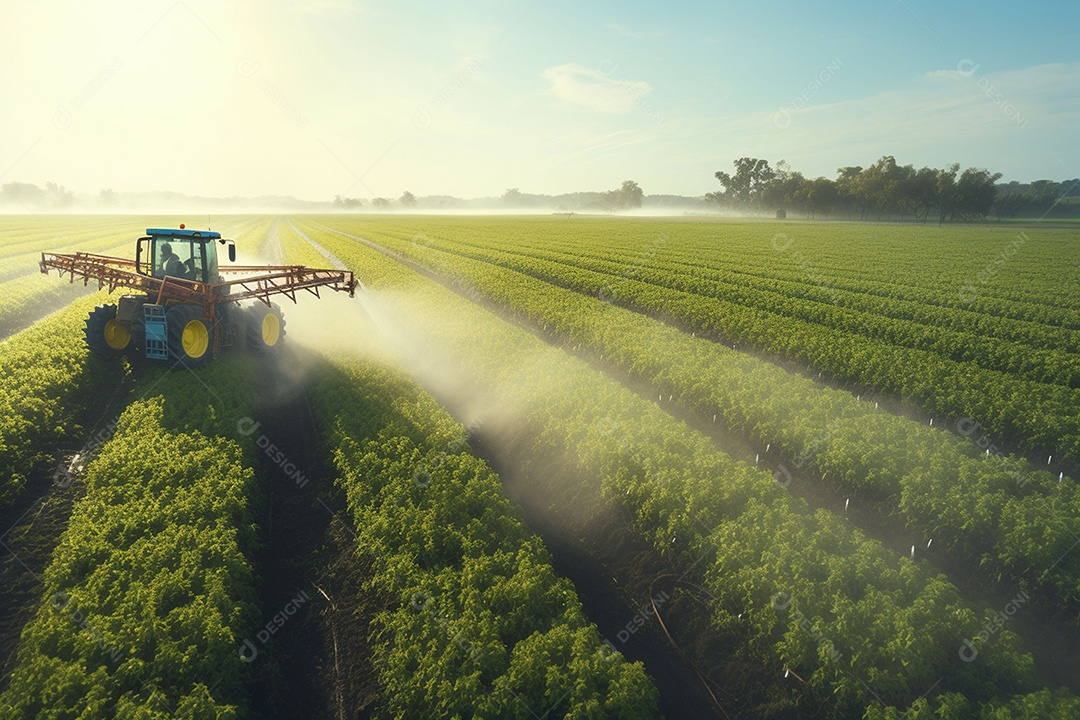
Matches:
[[246, 352, 379, 719]]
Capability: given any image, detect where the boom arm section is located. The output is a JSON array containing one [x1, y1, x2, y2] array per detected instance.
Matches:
[[40, 251, 358, 317]]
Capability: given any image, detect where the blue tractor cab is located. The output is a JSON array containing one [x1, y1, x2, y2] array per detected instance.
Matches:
[[136, 226, 235, 284]]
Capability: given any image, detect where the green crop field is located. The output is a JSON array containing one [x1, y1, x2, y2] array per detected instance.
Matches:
[[0, 214, 1077, 719]]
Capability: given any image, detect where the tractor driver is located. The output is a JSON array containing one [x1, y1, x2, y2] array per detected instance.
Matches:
[[159, 243, 184, 278]]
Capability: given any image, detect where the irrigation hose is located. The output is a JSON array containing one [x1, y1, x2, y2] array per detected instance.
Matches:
[[314, 583, 346, 720], [648, 575, 733, 719]]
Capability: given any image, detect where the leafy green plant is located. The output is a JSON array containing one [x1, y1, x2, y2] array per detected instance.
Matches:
[[306, 217, 1079, 612], [299, 219, 1077, 718], [0, 359, 262, 718], [0, 293, 122, 510], [311, 354, 659, 718]]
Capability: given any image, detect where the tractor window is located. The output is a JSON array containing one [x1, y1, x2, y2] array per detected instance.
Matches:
[[154, 239, 202, 281], [206, 241, 219, 284]]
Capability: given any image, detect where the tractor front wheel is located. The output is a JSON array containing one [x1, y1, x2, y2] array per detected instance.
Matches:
[[85, 305, 131, 358], [247, 302, 286, 353], [167, 305, 215, 369]]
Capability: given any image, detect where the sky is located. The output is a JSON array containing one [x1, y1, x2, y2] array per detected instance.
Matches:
[[1, 0, 1077, 201]]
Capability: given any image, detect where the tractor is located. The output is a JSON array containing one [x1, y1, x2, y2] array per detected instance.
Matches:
[[40, 225, 357, 368]]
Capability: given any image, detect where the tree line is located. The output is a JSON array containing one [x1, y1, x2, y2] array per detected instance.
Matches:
[[0, 182, 75, 210], [707, 156, 1079, 222], [2, 170, 1073, 219]]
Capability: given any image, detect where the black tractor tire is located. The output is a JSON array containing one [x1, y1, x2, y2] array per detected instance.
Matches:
[[247, 302, 286, 354], [167, 305, 216, 369], [85, 305, 132, 358], [128, 317, 147, 362]]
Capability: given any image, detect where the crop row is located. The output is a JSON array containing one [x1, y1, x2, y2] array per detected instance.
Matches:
[[225, 217, 277, 263], [0, 218, 287, 716], [297, 220, 1077, 718], [490, 219, 1078, 318], [0, 233, 129, 283], [314, 222, 1080, 614], [279, 221, 338, 267], [0, 359, 264, 718], [426, 229, 1079, 373], [0, 293, 121, 511], [0, 274, 108, 341], [311, 352, 659, 718], [372, 217, 1077, 325], [336, 218, 1079, 464], [0, 216, 145, 259], [277, 223, 659, 716], [406, 219, 1079, 348]]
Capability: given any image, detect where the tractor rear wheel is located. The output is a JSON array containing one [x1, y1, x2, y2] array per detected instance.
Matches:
[[85, 305, 132, 357], [247, 302, 286, 353], [167, 305, 215, 369]]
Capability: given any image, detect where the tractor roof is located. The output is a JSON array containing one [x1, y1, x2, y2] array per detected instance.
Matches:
[[146, 228, 222, 240]]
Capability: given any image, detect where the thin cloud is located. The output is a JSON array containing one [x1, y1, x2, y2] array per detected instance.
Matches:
[[925, 69, 967, 79], [605, 23, 667, 39], [542, 63, 652, 113]]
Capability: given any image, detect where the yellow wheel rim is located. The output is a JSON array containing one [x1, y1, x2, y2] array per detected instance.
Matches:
[[182, 319, 210, 358], [261, 313, 281, 346], [104, 319, 131, 350]]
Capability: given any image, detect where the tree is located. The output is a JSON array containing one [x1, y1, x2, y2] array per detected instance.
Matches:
[[0, 182, 71, 210], [904, 167, 939, 223], [502, 188, 523, 205], [372, 197, 392, 209], [99, 188, 117, 208], [761, 161, 806, 214], [334, 195, 363, 208], [617, 180, 644, 209], [993, 179, 1068, 219], [1026, 180, 1059, 210], [793, 177, 838, 218], [400, 191, 417, 208], [935, 163, 960, 224], [953, 168, 1002, 221], [860, 156, 906, 219], [708, 158, 775, 209], [604, 180, 643, 211], [834, 166, 865, 218], [44, 182, 74, 208]]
